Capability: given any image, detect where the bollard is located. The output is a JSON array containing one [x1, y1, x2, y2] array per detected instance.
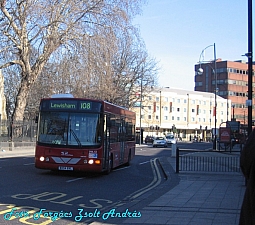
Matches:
[[171, 143, 176, 157]]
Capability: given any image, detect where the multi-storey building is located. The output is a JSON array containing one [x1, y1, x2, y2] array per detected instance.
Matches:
[[131, 87, 231, 142], [194, 59, 255, 126]]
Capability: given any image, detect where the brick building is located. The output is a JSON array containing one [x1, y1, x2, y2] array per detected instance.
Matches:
[[194, 59, 255, 127]]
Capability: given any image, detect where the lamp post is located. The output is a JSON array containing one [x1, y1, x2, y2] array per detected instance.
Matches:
[[247, 0, 253, 136], [139, 76, 143, 145], [197, 43, 218, 150]]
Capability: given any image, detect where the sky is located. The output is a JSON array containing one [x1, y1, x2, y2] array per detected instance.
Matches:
[[133, 0, 254, 91]]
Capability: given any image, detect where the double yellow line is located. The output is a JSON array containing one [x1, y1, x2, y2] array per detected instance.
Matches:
[[123, 158, 162, 201]]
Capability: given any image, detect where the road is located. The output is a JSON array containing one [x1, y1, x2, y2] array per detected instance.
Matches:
[[0, 142, 210, 224]]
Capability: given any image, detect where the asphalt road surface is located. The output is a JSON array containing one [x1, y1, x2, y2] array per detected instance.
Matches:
[[0, 142, 209, 224]]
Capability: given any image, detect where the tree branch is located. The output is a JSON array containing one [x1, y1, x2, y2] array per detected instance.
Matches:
[[0, 60, 24, 69]]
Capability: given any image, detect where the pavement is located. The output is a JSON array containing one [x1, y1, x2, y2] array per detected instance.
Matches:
[[0, 143, 246, 225], [118, 144, 245, 225], [0, 145, 35, 158]]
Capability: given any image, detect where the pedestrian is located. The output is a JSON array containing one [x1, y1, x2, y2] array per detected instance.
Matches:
[[239, 128, 255, 225]]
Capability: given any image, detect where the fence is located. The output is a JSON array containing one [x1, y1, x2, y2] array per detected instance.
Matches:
[[176, 148, 241, 173], [0, 120, 37, 142]]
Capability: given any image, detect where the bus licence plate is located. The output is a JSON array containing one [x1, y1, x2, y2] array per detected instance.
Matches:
[[58, 166, 73, 171]]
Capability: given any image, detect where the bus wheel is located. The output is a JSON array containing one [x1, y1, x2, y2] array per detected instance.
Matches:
[[104, 155, 113, 175]]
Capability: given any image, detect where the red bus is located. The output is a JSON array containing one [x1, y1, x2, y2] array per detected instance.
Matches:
[[35, 94, 136, 174]]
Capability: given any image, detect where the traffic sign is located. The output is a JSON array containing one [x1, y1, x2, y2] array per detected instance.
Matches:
[[219, 127, 231, 143]]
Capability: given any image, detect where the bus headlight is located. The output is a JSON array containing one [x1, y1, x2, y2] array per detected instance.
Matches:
[[88, 159, 94, 164], [39, 156, 45, 162]]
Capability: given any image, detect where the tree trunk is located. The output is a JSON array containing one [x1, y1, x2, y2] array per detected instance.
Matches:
[[12, 80, 30, 122]]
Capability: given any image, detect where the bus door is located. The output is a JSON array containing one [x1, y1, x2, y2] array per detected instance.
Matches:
[[103, 115, 111, 169], [119, 119, 126, 164]]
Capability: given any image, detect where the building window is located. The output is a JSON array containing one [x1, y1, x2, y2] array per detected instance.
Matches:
[[184, 99, 187, 103], [148, 106, 151, 110], [172, 116, 174, 120], [164, 106, 168, 111], [156, 115, 159, 120], [192, 100, 195, 104], [164, 116, 168, 120], [156, 106, 159, 111], [148, 96, 152, 100], [148, 115, 151, 119], [184, 108, 187, 112], [195, 82, 203, 86], [177, 108, 180, 112], [177, 117, 180, 121], [192, 109, 195, 113], [156, 97, 159, 102], [177, 99, 180, 103], [184, 117, 187, 121], [165, 97, 168, 102], [192, 117, 195, 122]]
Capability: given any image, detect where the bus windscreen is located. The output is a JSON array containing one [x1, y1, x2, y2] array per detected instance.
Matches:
[[38, 112, 102, 147]]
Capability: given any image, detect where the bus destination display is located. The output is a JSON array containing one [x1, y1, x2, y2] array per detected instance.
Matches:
[[41, 100, 102, 112]]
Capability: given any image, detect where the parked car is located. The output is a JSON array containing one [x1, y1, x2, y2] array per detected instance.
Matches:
[[145, 136, 154, 144], [165, 135, 177, 145], [153, 137, 167, 148]]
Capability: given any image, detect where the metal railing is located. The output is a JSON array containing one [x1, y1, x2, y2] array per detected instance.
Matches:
[[176, 148, 240, 173], [0, 120, 37, 142]]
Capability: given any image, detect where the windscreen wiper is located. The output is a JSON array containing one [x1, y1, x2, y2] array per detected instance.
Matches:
[[70, 129, 82, 147]]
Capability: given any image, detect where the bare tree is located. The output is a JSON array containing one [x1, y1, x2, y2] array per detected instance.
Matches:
[[111, 26, 159, 107], [27, 22, 158, 110], [0, 0, 143, 121]]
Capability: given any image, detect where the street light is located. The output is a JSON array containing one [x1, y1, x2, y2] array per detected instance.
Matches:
[[247, 0, 253, 135], [197, 43, 218, 150], [139, 76, 143, 145]]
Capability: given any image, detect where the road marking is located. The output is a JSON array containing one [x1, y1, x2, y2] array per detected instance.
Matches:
[[131, 158, 161, 199], [123, 158, 162, 201], [66, 178, 83, 183], [114, 166, 129, 171], [24, 163, 35, 166], [139, 161, 150, 165]]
